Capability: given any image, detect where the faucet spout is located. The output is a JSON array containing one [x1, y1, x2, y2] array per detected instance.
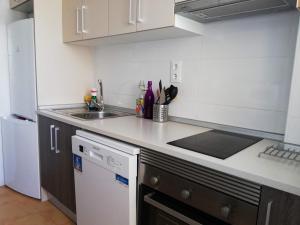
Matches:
[[97, 79, 104, 111]]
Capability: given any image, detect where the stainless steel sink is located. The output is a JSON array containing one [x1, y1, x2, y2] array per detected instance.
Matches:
[[70, 111, 128, 120], [51, 107, 133, 120]]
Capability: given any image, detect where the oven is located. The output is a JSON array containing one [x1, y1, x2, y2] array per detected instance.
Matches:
[[138, 149, 261, 225]]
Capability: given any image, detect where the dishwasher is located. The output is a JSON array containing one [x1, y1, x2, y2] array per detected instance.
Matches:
[[72, 130, 140, 225]]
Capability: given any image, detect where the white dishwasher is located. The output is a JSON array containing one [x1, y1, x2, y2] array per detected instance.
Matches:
[[72, 130, 140, 225]]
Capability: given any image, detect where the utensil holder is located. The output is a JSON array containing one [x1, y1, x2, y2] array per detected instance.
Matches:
[[153, 104, 168, 123]]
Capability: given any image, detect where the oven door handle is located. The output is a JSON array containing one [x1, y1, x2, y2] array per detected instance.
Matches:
[[144, 193, 203, 225]]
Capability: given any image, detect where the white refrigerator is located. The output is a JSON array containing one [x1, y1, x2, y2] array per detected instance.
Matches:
[[1, 18, 40, 199]]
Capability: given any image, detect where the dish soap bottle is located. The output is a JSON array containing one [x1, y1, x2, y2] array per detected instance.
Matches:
[[136, 81, 146, 118], [89, 88, 97, 111], [144, 81, 155, 119]]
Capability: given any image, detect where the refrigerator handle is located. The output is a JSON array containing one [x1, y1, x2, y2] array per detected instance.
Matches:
[[50, 125, 55, 151], [55, 127, 60, 154]]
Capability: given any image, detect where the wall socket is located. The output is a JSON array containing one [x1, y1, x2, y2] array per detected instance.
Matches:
[[170, 61, 183, 83]]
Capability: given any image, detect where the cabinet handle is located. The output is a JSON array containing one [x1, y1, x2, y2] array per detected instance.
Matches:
[[265, 201, 273, 225], [81, 5, 88, 34], [55, 127, 60, 154], [137, 0, 143, 23], [50, 125, 55, 151], [128, 0, 136, 25], [76, 8, 81, 34]]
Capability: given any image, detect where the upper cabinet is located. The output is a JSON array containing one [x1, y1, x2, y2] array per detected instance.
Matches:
[[82, 0, 109, 40], [62, 0, 83, 42], [136, 0, 174, 32], [63, 0, 109, 42], [108, 0, 137, 35], [62, 0, 204, 45], [10, 0, 33, 13], [108, 0, 174, 35]]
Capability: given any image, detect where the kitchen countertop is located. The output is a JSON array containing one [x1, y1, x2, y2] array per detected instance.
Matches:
[[38, 109, 300, 197]]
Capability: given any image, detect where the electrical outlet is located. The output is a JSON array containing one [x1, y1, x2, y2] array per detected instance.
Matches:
[[170, 61, 182, 83]]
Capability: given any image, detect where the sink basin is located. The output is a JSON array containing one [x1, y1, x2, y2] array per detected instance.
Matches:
[[70, 111, 131, 120]]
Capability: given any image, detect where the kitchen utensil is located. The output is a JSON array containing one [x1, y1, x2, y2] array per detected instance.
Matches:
[[156, 89, 161, 104], [159, 80, 162, 93], [159, 87, 166, 105], [164, 85, 178, 105]]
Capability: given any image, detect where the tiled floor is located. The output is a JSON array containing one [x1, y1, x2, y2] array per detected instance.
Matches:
[[0, 186, 75, 225]]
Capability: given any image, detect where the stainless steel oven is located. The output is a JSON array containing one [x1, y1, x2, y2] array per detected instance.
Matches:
[[138, 149, 262, 225]]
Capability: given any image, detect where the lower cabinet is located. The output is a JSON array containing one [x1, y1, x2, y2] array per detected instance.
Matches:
[[257, 186, 300, 225], [39, 115, 77, 213]]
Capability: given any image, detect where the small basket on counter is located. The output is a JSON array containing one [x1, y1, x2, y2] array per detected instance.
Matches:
[[153, 104, 169, 123]]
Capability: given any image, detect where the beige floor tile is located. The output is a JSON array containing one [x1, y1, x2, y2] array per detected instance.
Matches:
[[5, 214, 56, 225], [0, 187, 75, 225]]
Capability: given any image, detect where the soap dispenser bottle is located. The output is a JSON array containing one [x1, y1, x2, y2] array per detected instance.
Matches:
[[144, 81, 155, 119]]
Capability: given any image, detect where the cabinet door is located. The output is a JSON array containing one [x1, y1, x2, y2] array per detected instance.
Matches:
[[257, 186, 300, 225], [38, 116, 60, 198], [82, 0, 109, 39], [10, 0, 28, 8], [136, 0, 175, 31], [39, 116, 77, 213], [109, 0, 137, 35], [62, 0, 83, 42], [55, 121, 77, 213]]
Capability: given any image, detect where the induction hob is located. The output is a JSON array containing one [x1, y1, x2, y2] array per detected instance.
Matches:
[[168, 130, 262, 159]]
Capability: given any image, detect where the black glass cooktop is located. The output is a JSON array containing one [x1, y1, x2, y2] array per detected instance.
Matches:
[[168, 130, 262, 160]]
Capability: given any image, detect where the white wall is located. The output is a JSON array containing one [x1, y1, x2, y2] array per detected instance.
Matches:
[[95, 12, 299, 134], [0, 0, 25, 186], [34, 0, 95, 106], [285, 19, 300, 145]]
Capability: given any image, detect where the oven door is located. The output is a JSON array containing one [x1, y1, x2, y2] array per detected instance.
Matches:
[[140, 188, 230, 225]]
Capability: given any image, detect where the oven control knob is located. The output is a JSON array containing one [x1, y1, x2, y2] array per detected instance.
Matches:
[[150, 176, 159, 186], [221, 205, 231, 219], [181, 190, 191, 200]]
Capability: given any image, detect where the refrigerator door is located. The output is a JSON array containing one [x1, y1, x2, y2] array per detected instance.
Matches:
[[1, 117, 40, 199], [7, 18, 37, 121]]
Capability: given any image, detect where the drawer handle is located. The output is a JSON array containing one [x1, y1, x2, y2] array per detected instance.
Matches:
[[144, 193, 203, 225], [265, 201, 273, 225], [55, 127, 60, 154], [137, 0, 143, 23], [50, 125, 55, 151], [76, 8, 82, 34], [128, 0, 136, 25], [81, 5, 88, 34]]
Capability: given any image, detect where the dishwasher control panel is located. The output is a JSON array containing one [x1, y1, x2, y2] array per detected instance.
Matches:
[[72, 135, 137, 179]]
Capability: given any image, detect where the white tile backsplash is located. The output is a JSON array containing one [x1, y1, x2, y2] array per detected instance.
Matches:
[[95, 12, 299, 134]]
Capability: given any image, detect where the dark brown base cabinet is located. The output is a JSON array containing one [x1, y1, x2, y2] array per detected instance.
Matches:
[[258, 186, 300, 225], [39, 115, 77, 213]]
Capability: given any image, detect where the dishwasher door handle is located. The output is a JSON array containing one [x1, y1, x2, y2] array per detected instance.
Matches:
[[144, 193, 203, 225]]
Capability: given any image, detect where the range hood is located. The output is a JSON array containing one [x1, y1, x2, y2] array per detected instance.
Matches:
[[175, 0, 297, 23]]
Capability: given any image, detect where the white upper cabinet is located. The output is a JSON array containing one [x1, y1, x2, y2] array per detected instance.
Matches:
[[62, 0, 203, 45], [82, 0, 109, 39], [63, 0, 83, 42], [109, 0, 137, 35], [136, 0, 175, 31], [63, 0, 109, 42]]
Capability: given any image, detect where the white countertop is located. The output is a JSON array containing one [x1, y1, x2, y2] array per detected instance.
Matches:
[[38, 109, 300, 197]]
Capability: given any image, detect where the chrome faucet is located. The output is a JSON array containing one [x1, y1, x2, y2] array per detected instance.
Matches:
[[95, 79, 104, 111]]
